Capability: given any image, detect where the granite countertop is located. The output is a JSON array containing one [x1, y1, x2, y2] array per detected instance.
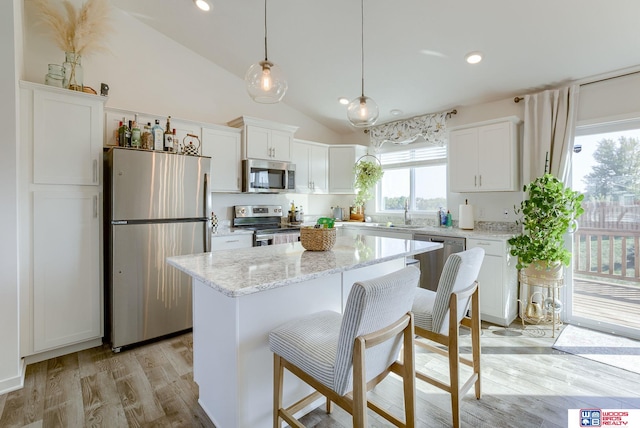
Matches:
[[337, 222, 515, 240], [167, 235, 441, 298]]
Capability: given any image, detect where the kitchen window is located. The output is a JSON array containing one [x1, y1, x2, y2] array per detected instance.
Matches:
[[376, 146, 447, 213]]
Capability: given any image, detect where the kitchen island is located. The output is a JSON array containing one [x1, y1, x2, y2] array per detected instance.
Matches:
[[167, 235, 441, 428]]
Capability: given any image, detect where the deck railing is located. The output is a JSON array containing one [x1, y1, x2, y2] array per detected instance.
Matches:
[[573, 227, 640, 281]]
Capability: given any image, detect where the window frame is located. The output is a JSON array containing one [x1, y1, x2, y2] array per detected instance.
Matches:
[[374, 146, 447, 214]]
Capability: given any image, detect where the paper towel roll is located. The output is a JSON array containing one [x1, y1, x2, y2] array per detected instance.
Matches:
[[459, 204, 474, 230]]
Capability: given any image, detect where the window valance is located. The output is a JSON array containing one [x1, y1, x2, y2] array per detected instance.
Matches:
[[368, 111, 450, 150]]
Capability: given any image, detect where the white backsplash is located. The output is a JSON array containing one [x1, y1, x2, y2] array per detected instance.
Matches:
[[210, 192, 356, 223]]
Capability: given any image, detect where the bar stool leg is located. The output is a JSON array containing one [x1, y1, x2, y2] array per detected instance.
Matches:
[[273, 354, 284, 428]]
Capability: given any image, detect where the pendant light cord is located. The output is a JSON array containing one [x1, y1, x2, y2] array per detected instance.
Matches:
[[264, 0, 268, 61], [360, 0, 365, 97]]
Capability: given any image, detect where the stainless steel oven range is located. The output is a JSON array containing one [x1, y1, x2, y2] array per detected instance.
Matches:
[[233, 205, 301, 246]]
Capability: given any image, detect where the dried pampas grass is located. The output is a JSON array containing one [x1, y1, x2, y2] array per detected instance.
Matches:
[[35, 0, 111, 56]]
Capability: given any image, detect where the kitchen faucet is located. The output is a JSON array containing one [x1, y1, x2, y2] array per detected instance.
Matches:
[[404, 200, 411, 225]]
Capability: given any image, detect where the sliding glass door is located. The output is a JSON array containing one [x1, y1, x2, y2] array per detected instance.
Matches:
[[565, 118, 640, 340]]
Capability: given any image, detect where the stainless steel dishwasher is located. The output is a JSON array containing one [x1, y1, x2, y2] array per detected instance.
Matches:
[[412, 233, 466, 291]]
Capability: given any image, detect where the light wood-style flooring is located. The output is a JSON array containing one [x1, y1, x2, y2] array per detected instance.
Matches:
[[1, 322, 639, 427]]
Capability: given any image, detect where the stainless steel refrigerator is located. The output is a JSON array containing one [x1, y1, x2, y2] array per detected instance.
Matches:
[[104, 147, 211, 351]]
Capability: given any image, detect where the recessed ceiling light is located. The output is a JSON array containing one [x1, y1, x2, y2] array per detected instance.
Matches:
[[390, 109, 403, 116], [194, 0, 211, 12], [338, 97, 349, 105], [465, 51, 483, 64]]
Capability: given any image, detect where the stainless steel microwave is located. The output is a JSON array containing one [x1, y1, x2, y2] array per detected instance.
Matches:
[[242, 159, 295, 193]]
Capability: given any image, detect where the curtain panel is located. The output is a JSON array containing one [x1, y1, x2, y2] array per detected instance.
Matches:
[[523, 85, 580, 184], [369, 112, 448, 151]]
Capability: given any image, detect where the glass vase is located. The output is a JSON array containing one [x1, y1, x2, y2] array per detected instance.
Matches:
[[44, 64, 65, 88], [63, 52, 83, 91]]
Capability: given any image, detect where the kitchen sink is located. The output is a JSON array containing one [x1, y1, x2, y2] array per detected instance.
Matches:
[[358, 223, 427, 230]]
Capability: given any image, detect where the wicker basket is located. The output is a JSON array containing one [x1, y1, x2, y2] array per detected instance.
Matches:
[[300, 227, 336, 251]]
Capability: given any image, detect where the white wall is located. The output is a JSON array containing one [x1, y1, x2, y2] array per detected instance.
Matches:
[[0, 0, 24, 394], [22, 1, 341, 145]]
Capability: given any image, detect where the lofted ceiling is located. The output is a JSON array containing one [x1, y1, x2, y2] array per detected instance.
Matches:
[[112, 0, 640, 135]]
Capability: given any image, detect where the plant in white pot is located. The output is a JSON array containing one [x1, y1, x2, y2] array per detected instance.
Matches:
[[508, 173, 585, 275], [508, 173, 584, 322], [508, 174, 584, 279]]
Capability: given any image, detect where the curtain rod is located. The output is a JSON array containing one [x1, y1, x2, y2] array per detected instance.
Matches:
[[513, 69, 640, 103]]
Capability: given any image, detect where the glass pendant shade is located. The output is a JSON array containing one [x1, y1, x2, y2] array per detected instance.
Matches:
[[347, 95, 379, 128], [245, 60, 287, 103]]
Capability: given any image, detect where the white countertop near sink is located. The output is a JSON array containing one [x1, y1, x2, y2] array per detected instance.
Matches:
[[336, 222, 515, 241]]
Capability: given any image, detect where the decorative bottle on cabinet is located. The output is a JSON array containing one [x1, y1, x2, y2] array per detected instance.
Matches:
[[152, 119, 163, 151], [163, 116, 173, 152], [131, 120, 141, 148]]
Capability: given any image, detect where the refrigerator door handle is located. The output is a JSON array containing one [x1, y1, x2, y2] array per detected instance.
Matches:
[[204, 172, 211, 252]]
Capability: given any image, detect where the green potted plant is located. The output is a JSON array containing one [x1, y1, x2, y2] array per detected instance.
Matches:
[[508, 173, 585, 274], [351, 157, 384, 220]]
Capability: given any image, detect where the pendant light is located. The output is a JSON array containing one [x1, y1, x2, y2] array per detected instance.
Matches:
[[245, 0, 287, 103], [347, 0, 379, 127]]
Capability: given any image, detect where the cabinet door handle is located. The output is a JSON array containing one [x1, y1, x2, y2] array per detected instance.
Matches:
[[93, 159, 98, 183], [474, 175, 477, 187], [93, 195, 98, 218], [226, 239, 240, 243], [479, 175, 482, 187]]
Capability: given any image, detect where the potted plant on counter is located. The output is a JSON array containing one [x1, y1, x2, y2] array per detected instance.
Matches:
[[351, 155, 384, 221]]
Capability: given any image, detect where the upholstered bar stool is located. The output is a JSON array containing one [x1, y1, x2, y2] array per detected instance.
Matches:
[[412, 247, 485, 428], [269, 266, 421, 427]]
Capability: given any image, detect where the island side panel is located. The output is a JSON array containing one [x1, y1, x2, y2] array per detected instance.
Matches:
[[193, 278, 241, 428], [237, 273, 343, 427], [193, 273, 343, 428]]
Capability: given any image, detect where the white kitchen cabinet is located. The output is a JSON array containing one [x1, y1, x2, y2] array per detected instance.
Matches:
[[32, 189, 101, 352], [329, 145, 367, 193], [449, 118, 520, 192], [466, 237, 518, 326], [201, 125, 242, 192], [19, 81, 105, 358], [292, 139, 328, 193], [211, 233, 253, 251], [33, 87, 102, 185], [228, 116, 298, 162]]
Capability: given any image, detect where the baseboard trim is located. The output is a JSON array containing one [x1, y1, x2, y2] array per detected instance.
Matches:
[[24, 338, 103, 365], [0, 359, 26, 395]]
